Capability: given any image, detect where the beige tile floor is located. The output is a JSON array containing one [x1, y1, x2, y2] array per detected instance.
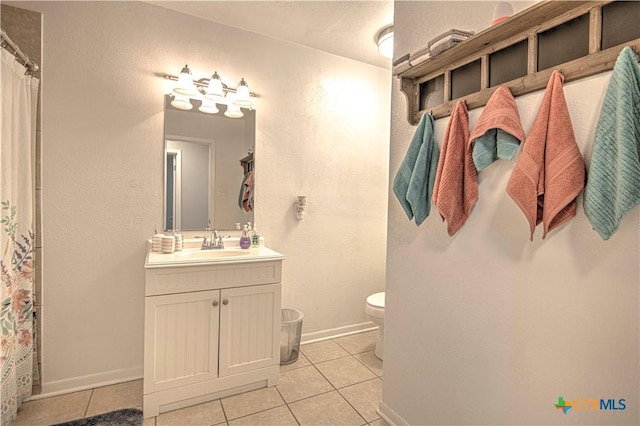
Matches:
[[12, 331, 386, 426]]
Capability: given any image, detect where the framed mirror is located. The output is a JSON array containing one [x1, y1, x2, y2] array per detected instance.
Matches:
[[164, 95, 255, 231]]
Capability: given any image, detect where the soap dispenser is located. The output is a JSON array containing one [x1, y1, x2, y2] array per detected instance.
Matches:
[[240, 225, 251, 249], [250, 223, 260, 248]]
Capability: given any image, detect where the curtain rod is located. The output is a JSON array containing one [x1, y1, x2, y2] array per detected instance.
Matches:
[[1, 29, 39, 73]]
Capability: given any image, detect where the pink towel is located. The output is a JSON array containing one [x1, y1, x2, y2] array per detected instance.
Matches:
[[506, 71, 586, 240], [242, 171, 254, 212], [432, 101, 478, 236]]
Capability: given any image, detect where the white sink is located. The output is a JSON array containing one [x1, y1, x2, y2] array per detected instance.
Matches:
[[176, 249, 248, 259], [145, 244, 285, 268]]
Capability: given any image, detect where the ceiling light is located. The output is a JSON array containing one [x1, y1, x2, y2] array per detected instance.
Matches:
[[173, 65, 199, 97], [376, 25, 394, 59]]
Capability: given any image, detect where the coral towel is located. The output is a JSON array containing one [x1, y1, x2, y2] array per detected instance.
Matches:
[[469, 86, 525, 170], [583, 47, 640, 240], [506, 70, 586, 240], [432, 101, 478, 236]]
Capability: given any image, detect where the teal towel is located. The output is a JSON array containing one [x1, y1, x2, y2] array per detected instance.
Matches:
[[392, 113, 440, 225], [584, 46, 640, 240], [472, 129, 521, 170]]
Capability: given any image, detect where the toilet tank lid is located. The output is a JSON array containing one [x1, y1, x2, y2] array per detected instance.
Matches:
[[366, 292, 385, 308]]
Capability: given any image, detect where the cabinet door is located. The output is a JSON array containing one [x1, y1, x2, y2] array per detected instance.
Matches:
[[219, 284, 281, 377], [144, 290, 220, 393]]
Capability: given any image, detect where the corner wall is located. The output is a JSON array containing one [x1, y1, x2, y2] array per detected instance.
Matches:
[[8, 1, 390, 395], [383, 1, 639, 425]]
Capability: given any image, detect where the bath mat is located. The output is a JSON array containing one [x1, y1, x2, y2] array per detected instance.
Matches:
[[51, 408, 142, 426]]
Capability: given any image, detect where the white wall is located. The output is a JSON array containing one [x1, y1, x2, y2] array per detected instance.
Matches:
[[9, 1, 390, 394], [383, 2, 638, 425]]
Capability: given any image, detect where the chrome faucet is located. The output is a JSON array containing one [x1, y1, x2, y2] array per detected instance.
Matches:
[[201, 229, 224, 250]]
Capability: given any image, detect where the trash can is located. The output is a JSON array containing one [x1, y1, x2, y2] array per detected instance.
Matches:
[[280, 308, 304, 365]]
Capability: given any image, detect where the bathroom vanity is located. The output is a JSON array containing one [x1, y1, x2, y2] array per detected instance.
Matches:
[[143, 241, 285, 418]]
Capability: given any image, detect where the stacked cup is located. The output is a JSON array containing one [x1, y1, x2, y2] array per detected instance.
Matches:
[[161, 235, 175, 254], [152, 232, 165, 253], [174, 231, 183, 251]]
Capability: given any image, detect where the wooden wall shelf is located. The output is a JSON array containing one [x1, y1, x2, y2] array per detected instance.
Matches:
[[240, 152, 254, 174], [397, 0, 640, 124]]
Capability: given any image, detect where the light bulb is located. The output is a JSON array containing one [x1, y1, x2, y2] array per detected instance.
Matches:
[[233, 78, 253, 108], [199, 99, 219, 114], [224, 93, 244, 118], [205, 71, 225, 102], [173, 65, 198, 97], [171, 95, 193, 110]]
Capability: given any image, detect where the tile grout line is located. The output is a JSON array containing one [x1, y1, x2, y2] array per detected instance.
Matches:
[[351, 351, 382, 378], [83, 388, 94, 418], [310, 347, 380, 391], [274, 384, 301, 425], [218, 398, 229, 425], [220, 389, 289, 424], [326, 337, 383, 424], [307, 345, 368, 425]]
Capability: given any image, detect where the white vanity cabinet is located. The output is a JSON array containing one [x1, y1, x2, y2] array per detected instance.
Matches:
[[143, 248, 284, 418]]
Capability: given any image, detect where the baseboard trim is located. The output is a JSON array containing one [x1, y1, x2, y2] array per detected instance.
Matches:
[[378, 400, 409, 426], [301, 321, 377, 345], [33, 366, 143, 400]]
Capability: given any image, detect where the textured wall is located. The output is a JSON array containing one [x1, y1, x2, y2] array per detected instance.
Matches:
[[383, 2, 639, 425], [8, 1, 390, 394]]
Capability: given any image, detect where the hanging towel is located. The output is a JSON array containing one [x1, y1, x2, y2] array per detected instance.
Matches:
[[392, 112, 440, 225], [469, 86, 525, 170], [238, 171, 254, 212], [506, 70, 586, 240], [432, 101, 478, 236], [583, 46, 640, 240]]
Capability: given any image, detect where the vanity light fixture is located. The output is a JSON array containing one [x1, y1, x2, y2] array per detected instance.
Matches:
[[163, 66, 258, 117], [376, 25, 394, 59]]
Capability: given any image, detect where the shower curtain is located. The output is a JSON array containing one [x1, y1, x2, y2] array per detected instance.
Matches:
[[0, 48, 39, 425]]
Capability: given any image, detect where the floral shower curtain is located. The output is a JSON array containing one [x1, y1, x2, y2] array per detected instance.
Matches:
[[0, 48, 39, 425]]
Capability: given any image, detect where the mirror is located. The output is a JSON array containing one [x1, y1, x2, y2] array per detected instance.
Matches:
[[164, 95, 255, 231]]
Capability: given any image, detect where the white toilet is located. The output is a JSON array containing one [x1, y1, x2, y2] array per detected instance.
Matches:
[[365, 292, 385, 360]]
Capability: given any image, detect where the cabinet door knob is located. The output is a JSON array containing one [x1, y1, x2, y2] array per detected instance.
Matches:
[[212, 300, 219, 307], [222, 299, 229, 305]]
